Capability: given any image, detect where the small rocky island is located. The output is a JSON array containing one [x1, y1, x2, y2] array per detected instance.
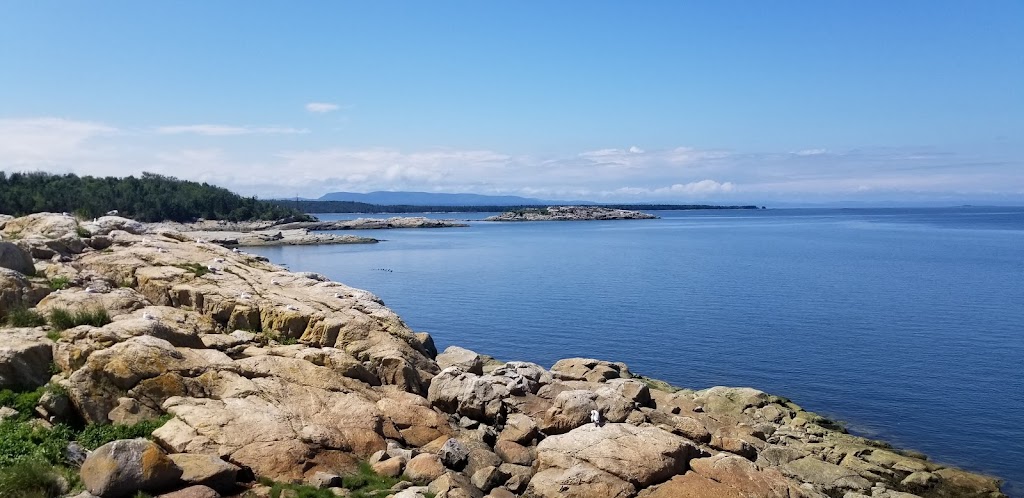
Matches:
[[0, 212, 1007, 498], [485, 206, 658, 222]]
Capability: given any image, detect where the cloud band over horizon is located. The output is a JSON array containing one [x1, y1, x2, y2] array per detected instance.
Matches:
[[0, 116, 1020, 204]]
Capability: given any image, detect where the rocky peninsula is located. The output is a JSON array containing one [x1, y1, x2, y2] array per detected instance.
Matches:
[[148, 216, 468, 248], [0, 212, 1007, 498], [485, 206, 657, 222]]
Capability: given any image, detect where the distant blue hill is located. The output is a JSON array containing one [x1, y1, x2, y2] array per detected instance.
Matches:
[[317, 191, 594, 206]]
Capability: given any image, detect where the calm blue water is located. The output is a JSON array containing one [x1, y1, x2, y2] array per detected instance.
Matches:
[[249, 207, 1024, 495]]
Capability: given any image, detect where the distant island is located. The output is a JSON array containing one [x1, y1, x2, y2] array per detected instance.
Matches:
[[486, 206, 658, 221], [272, 199, 763, 214]]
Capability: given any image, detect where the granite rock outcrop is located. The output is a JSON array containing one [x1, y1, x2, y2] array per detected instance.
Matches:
[[0, 212, 1007, 498]]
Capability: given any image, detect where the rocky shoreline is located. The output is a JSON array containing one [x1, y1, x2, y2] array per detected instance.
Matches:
[[485, 206, 657, 222], [0, 212, 1008, 498], [145, 216, 467, 247]]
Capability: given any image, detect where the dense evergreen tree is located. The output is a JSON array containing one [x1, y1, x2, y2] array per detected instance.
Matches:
[[0, 171, 311, 222]]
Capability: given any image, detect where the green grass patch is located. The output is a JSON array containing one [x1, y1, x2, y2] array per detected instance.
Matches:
[[256, 331, 298, 346], [341, 461, 405, 498], [0, 420, 76, 467], [47, 276, 70, 291], [255, 461, 415, 498], [76, 415, 172, 450], [48, 308, 111, 331], [0, 458, 72, 498], [174, 263, 210, 277], [75, 225, 91, 238], [0, 387, 46, 421], [0, 385, 171, 498], [2, 307, 47, 328]]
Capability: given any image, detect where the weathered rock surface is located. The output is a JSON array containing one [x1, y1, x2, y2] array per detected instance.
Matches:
[[168, 453, 239, 493], [536, 423, 696, 489], [0, 212, 1007, 498], [0, 241, 35, 275], [437, 346, 485, 375], [80, 438, 183, 497], [0, 328, 54, 390]]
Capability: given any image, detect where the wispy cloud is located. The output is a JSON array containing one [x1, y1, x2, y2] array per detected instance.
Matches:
[[1, 116, 1020, 203], [155, 124, 308, 136], [0, 117, 117, 166], [305, 102, 340, 114]]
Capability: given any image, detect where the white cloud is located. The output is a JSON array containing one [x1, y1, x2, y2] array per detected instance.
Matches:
[[613, 180, 737, 198], [792, 148, 828, 156], [1, 115, 1020, 203], [0, 117, 118, 167], [0, 117, 117, 162], [155, 124, 308, 136], [305, 102, 340, 114]]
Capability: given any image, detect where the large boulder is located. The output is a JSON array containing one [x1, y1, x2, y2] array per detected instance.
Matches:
[[0, 241, 35, 275], [437, 346, 485, 375], [428, 368, 508, 424], [1, 212, 79, 240], [82, 216, 147, 236], [526, 464, 634, 498], [0, 329, 54, 390], [376, 388, 452, 447], [168, 453, 240, 493], [782, 456, 872, 494], [550, 358, 630, 383], [1, 268, 48, 315], [535, 423, 696, 489], [158, 376, 388, 480], [80, 438, 183, 497], [406, 453, 446, 483], [490, 361, 552, 395], [66, 335, 234, 424], [636, 453, 820, 498]]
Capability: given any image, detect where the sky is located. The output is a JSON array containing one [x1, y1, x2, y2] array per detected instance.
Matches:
[[1, 1, 1022, 205]]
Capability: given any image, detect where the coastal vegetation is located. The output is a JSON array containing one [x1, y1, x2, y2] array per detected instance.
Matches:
[[47, 307, 111, 331], [0, 383, 173, 498], [0, 171, 311, 222]]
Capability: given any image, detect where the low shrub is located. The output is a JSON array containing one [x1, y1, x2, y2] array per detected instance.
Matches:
[[256, 461, 421, 498], [342, 461, 405, 498], [48, 308, 111, 331], [0, 387, 46, 420], [0, 420, 75, 467], [174, 263, 209, 277], [2, 307, 47, 328], [0, 458, 69, 498], [47, 276, 70, 291], [76, 415, 173, 450]]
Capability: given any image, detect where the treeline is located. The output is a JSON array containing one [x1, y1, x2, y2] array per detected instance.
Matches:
[[0, 171, 311, 222], [270, 199, 763, 214]]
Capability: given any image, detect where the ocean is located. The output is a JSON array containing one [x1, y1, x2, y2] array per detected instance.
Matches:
[[248, 207, 1024, 495]]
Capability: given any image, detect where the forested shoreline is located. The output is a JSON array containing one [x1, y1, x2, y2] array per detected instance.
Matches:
[[0, 172, 310, 222]]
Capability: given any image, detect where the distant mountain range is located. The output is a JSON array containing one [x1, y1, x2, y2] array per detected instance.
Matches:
[[317, 191, 594, 206]]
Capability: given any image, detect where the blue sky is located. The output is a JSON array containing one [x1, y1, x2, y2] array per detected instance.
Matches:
[[1, 1, 1021, 204]]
